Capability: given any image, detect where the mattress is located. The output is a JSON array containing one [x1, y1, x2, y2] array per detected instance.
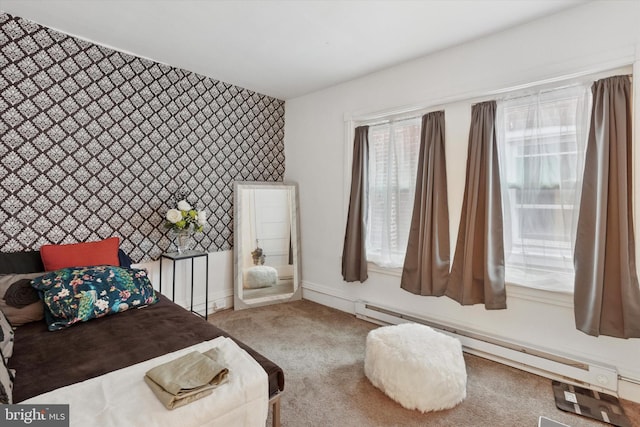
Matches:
[[8, 293, 284, 402], [23, 336, 268, 427]]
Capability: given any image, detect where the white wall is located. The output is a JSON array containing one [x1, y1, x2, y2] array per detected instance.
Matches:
[[136, 250, 234, 315], [284, 1, 640, 401]]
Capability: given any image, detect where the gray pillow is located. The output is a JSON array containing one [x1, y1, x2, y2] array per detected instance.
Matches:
[[0, 273, 45, 298], [0, 349, 13, 404], [0, 273, 45, 327], [0, 309, 13, 360], [4, 279, 40, 308], [0, 300, 44, 327]]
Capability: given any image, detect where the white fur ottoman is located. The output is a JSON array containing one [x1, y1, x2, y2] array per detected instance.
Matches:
[[364, 323, 467, 412]]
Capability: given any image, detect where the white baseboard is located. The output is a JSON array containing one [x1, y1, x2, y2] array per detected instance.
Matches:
[[302, 280, 355, 314], [173, 289, 234, 316], [300, 281, 640, 403], [135, 250, 235, 316]]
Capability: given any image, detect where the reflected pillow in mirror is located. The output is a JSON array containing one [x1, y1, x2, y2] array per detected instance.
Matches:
[[244, 266, 278, 289]]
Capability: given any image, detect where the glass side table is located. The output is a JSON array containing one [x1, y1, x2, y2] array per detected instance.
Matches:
[[159, 250, 209, 319]]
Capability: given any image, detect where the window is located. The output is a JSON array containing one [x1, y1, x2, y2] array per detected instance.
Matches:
[[496, 84, 591, 292], [366, 118, 421, 268]]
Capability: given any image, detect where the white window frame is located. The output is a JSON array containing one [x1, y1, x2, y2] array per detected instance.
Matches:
[[496, 84, 591, 293], [343, 63, 635, 301], [364, 117, 421, 268]]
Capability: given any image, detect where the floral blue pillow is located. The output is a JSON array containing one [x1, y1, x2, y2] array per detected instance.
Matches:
[[31, 266, 157, 331]]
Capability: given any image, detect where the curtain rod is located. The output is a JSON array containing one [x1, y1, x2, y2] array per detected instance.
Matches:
[[348, 61, 634, 126]]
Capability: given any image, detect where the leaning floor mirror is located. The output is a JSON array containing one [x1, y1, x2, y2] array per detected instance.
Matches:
[[233, 181, 302, 310]]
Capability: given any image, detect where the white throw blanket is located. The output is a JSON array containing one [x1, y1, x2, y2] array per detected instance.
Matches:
[[24, 337, 268, 427]]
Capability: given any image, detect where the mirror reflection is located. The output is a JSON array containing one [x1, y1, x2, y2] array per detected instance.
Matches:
[[234, 182, 301, 309]]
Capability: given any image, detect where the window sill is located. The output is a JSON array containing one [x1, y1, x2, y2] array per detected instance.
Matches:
[[367, 262, 574, 309], [505, 281, 573, 308], [368, 262, 403, 277]]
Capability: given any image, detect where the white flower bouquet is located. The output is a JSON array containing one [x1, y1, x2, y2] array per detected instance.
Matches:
[[164, 200, 207, 233]]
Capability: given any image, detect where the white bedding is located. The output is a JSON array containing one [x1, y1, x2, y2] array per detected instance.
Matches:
[[24, 337, 268, 427]]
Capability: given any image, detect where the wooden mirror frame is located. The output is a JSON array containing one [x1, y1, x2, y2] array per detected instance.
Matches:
[[233, 181, 302, 310]]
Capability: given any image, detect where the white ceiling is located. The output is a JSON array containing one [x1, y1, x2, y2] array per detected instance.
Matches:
[[1, 0, 588, 100]]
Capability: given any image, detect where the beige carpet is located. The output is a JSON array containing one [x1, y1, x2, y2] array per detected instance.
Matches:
[[209, 300, 640, 427]]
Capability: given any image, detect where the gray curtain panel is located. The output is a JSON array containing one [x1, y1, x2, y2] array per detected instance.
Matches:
[[342, 126, 369, 282], [574, 75, 640, 338], [447, 101, 506, 309], [401, 111, 450, 296]]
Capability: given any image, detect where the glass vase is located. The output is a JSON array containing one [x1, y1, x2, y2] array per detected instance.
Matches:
[[174, 229, 192, 254]]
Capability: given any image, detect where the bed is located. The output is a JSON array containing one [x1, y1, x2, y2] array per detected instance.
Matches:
[[0, 247, 284, 426]]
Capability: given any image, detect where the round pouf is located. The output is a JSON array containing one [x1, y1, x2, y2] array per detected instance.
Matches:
[[364, 323, 467, 412]]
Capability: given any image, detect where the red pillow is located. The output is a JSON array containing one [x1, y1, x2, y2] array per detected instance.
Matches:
[[40, 237, 121, 271]]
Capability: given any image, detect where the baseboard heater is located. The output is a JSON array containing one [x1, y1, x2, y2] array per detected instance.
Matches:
[[354, 301, 619, 394]]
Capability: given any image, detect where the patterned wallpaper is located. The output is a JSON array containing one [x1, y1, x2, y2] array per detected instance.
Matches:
[[0, 12, 285, 262]]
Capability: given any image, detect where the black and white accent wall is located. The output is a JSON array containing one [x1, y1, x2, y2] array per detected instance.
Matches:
[[0, 12, 285, 262]]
